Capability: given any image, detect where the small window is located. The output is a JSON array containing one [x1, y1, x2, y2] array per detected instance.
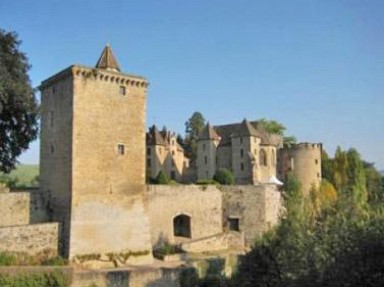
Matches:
[[172, 150, 175, 156], [240, 138, 243, 144], [228, 218, 240, 231], [147, 147, 151, 155], [50, 144, 54, 154], [240, 149, 244, 158], [147, 158, 151, 167], [119, 86, 126, 95], [117, 144, 125, 155], [241, 162, 244, 171], [315, 159, 318, 165], [204, 156, 208, 165], [317, 172, 320, 178], [203, 144, 206, 151]]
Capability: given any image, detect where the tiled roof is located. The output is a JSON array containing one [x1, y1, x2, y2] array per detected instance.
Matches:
[[146, 125, 165, 146], [198, 123, 221, 140], [95, 45, 121, 72]]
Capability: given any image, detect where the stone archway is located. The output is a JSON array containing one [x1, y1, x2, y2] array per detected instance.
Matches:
[[173, 214, 191, 238]]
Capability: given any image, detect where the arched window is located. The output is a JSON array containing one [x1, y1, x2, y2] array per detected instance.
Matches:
[[259, 149, 268, 166], [173, 214, 191, 238]]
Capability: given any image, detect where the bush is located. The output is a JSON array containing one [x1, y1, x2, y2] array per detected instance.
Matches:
[[213, 169, 235, 185], [0, 270, 70, 287], [153, 171, 170, 184]]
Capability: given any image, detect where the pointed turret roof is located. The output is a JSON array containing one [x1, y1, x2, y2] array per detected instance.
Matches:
[[198, 123, 221, 141], [147, 125, 166, 146], [95, 44, 121, 72], [237, 119, 260, 137]]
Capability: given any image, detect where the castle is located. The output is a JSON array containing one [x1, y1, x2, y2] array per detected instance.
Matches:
[[0, 46, 321, 270]]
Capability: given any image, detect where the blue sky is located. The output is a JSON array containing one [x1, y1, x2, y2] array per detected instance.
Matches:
[[1, 0, 383, 169]]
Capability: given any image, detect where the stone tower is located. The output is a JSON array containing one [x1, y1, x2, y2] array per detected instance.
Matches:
[[278, 143, 322, 195], [39, 45, 153, 264], [197, 123, 221, 180]]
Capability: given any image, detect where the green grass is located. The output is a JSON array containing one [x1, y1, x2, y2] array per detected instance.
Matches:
[[0, 164, 39, 189]]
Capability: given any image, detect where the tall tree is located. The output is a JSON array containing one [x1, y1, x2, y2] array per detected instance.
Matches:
[[0, 29, 38, 173], [184, 111, 205, 163]]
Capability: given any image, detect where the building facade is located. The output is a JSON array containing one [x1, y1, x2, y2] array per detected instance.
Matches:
[[146, 125, 190, 182], [39, 45, 153, 263], [197, 120, 322, 193]]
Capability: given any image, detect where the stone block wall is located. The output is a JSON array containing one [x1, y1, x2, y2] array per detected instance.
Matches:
[[0, 223, 59, 255], [0, 190, 48, 227], [222, 185, 282, 245], [147, 185, 222, 247]]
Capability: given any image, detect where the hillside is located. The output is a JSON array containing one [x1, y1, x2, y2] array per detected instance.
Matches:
[[0, 164, 39, 188]]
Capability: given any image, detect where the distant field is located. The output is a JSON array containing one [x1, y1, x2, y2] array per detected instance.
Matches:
[[0, 164, 39, 188]]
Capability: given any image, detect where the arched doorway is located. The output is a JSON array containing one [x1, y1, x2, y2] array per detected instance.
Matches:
[[173, 214, 191, 238]]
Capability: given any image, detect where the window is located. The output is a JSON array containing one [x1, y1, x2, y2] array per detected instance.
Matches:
[[259, 149, 267, 166], [119, 86, 126, 95], [228, 218, 240, 231], [117, 144, 125, 155], [241, 162, 244, 171], [203, 144, 206, 151], [172, 150, 175, 156], [147, 147, 151, 155], [204, 156, 208, 165], [173, 214, 191, 238], [240, 138, 243, 144], [315, 159, 318, 165], [147, 158, 151, 167], [240, 149, 244, 158], [317, 172, 320, 178]]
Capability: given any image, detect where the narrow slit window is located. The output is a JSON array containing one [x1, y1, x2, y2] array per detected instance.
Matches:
[[119, 86, 126, 95], [117, 144, 125, 155]]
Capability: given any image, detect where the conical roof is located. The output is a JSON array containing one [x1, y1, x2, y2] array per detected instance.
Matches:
[[237, 119, 260, 137], [95, 44, 121, 72], [147, 125, 165, 146], [198, 123, 221, 141]]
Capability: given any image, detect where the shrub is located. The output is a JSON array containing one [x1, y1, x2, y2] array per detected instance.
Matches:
[[213, 169, 235, 185], [153, 171, 170, 184]]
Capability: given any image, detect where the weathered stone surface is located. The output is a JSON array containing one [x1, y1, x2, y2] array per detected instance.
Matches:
[[0, 223, 59, 255], [0, 190, 49, 227], [147, 185, 223, 247]]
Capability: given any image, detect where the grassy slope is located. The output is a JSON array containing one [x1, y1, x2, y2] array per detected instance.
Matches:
[[0, 164, 39, 188]]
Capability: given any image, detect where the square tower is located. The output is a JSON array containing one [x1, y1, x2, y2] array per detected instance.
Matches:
[[39, 46, 152, 264]]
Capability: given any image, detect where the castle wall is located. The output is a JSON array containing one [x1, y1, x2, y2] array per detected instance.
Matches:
[[258, 146, 277, 183], [68, 67, 152, 262], [221, 185, 282, 245], [69, 192, 152, 264], [147, 185, 222, 247], [197, 140, 218, 180], [278, 143, 322, 195], [0, 191, 49, 227], [0, 223, 59, 255], [40, 72, 74, 255], [217, 146, 232, 171]]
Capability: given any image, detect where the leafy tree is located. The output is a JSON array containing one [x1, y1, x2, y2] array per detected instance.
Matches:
[[213, 169, 235, 185], [254, 118, 286, 135], [0, 29, 38, 173], [321, 149, 333, 182], [282, 135, 297, 148], [184, 111, 206, 163], [364, 162, 383, 204]]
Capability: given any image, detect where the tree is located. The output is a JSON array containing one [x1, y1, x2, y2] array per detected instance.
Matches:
[[254, 118, 286, 135], [184, 112, 205, 163], [0, 29, 38, 173], [213, 169, 235, 185]]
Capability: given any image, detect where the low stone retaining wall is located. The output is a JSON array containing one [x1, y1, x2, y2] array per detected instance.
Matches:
[[0, 223, 59, 255]]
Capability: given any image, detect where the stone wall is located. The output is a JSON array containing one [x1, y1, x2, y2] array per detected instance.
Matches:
[[0, 190, 48, 227], [181, 232, 244, 253], [222, 185, 282, 245], [147, 185, 223, 247], [71, 268, 181, 287], [0, 223, 59, 255]]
